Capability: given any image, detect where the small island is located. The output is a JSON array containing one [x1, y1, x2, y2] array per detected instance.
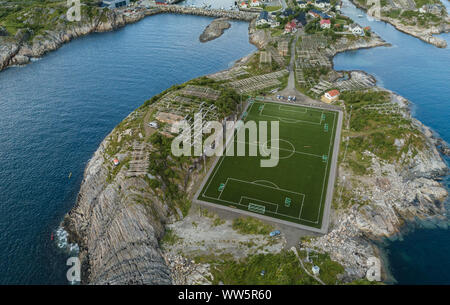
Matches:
[[199, 18, 231, 42]]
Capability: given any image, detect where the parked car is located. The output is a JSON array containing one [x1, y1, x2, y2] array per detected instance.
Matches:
[[270, 230, 281, 237], [148, 121, 159, 128]]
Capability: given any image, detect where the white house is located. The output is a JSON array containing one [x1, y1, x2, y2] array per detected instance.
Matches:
[[315, 0, 330, 9], [312, 265, 320, 276], [320, 19, 331, 29], [349, 23, 364, 36], [297, 1, 307, 8], [321, 89, 340, 103], [270, 21, 280, 28], [250, 0, 261, 7]]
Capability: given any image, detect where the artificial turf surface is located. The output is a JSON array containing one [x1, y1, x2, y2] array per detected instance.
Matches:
[[197, 101, 339, 229]]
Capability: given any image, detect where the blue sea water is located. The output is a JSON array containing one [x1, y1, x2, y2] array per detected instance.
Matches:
[[334, 0, 450, 284], [0, 13, 255, 284]]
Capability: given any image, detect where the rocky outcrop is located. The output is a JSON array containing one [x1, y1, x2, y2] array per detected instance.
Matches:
[[350, 0, 449, 48], [303, 91, 448, 281], [63, 119, 173, 285], [199, 18, 231, 42], [0, 8, 161, 72]]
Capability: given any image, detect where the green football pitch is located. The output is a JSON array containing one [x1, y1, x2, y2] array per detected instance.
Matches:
[[196, 100, 340, 230]]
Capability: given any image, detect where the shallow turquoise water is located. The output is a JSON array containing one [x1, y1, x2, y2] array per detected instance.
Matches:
[[334, 0, 450, 284], [0, 14, 255, 284]]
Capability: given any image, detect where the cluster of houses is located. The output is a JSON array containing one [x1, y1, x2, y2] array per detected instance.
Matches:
[[256, 11, 280, 27], [297, 0, 333, 9], [418, 4, 444, 15], [239, 0, 263, 9], [307, 9, 332, 29], [283, 12, 307, 33]]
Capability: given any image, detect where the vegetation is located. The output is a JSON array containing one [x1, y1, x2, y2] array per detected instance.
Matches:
[[264, 5, 282, 12], [413, 0, 440, 8], [194, 250, 349, 285], [341, 90, 425, 163], [160, 228, 181, 248], [232, 217, 273, 235], [210, 251, 317, 285], [0, 1, 104, 37]]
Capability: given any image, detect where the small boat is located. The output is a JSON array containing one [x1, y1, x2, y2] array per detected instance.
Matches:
[[358, 14, 363, 18], [68, 172, 72, 179], [51, 232, 54, 241]]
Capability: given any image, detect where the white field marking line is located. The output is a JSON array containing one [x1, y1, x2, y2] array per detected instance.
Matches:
[[298, 195, 306, 221], [239, 196, 280, 214], [319, 111, 324, 125], [278, 105, 307, 114], [263, 102, 326, 116], [249, 102, 333, 127], [259, 103, 265, 115], [203, 193, 314, 222], [227, 177, 304, 196], [260, 138, 296, 160], [217, 179, 229, 200], [235, 140, 322, 159], [260, 112, 322, 125], [204, 195, 314, 223], [252, 180, 280, 189], [229, 178, 309, 221], [258, 104, 328, 125], [305, 110, 337, 224], [202, 101, 257, 198]]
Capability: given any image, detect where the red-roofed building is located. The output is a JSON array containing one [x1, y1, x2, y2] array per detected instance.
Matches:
[[284, 20, 297, 33], [320, 19, 331, 29], [321, 89, 340, 103]]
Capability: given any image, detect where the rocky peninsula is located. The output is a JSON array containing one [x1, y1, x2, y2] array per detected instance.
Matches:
[[349, 0, 450, 48], [59, 14, 449, 284]]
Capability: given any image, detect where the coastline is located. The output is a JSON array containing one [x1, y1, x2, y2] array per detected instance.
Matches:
[[348, 0, 450, 48], [22, 5, 442, 283], [0, 5, 257, 73]]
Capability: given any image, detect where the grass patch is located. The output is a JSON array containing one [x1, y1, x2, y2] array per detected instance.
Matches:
[[160, 228, 182, 248], [232, 217, 273, 235], [211, 251, 318, 285]]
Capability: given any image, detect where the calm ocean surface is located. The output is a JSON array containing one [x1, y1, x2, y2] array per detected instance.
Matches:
[[335, 0, 450, 284], [0, 14, 255, 284]]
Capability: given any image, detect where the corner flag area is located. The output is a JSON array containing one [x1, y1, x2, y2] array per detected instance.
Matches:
[[195, 101, 342, 232]]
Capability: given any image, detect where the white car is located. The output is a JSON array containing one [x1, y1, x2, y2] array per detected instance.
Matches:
[[148, 122, 159, 129]]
